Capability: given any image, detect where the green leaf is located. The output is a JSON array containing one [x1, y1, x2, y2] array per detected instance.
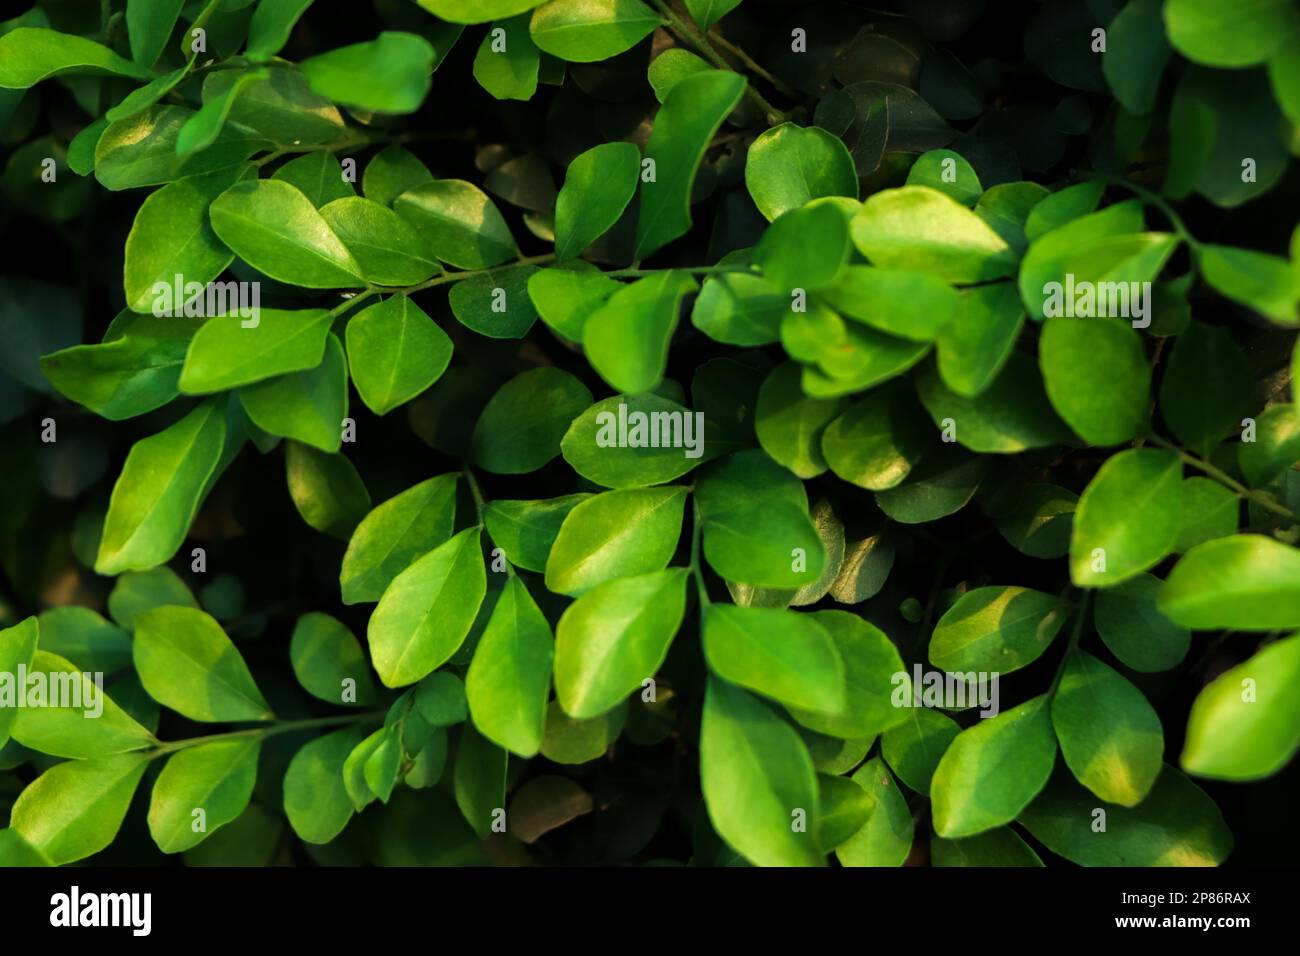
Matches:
[[0, 27, 152, 88], [745, 123, 858, 222], [126, 0, 186, 67], [368, 526, 487, 686], [148, 738, 260, 853], [285, 441, 370, 539], [816, 773, 871, 851], [421, 0, 547, 23], [1240, 404, 1300, 485], [0, 617, 38, 749], [363, 145, 434, 207], [1168, 67, 1290, 207], [1039, 316, 1150, 445], [930, 586, 1068, 676], [561, 392, 708, 488], [822, 384, 930, 490], [483, 495, 590, 572], [835, 758, 913, 867], [1201, 247, 1300, 325], [246, 0, 316, 59], [554, 142, 640, 261], [473, 15, 540, 100], [177, 71, 266, 157], [394, 180, 518, 269], [935, 282, 1024, 398], [466, 575, 554, 757], [238, 333, 348, 453], [283, 727, 364, 843], [528, 263, 621, 341], [696, 449, 825, 588], [0, 829, 52, 867], [932, 827, 1043, 866], [829, 532, 895, 604], [210, 179, 364, 289], [787, 610, 904, 739], [875, 448, 987, 524], [454, 724, 508, 837], [271, 152, 354, 208], [633, 70, 746, 259], [540, 699, 627, 763], [1023, 182, 1105, 243], [340, 473, 459, 604], [930, 695, 1056, 838], [39, 313, 187, 421], [702, 604, 846, 714], [415, 672, 469, 727], [1182, 632, 1300, 781], [122, 166, 247, 313], [9, 650, 154, 758], [207, 69, 347, 149], [528, 0, 660, 62], [9, 753, 150, 865], [799, 321, 931, 399], [881, 707, 960, 794], [690, 272, 784, 346], [584, 270, 698, 393], [471, 367, 593, 474], [554, 568, 688, 718], [180, 307, 334, 394], [545, 486, 686, 595], [1019, 764, 1232, 866], [290, 612, 378, 707], [755, 361, 845, 478], [95, 105, 262, 192], [1159, 321, 1253, 457], [700, 677, 823, 867], [915, 353, 1073, 454], [994, 483, 1077, 559], [974, 182, 1049, 255], [67, 117, 108, 176], [448, 264, 540, 338], [1164, 0, 1300, 69], [647, 48, 711, 102], [95, 400, 227, 575], [134, 606, 273, 722], [684, 0, 742, 31], [905, 149, 981, 205], [1069, 448, 1182, 588], [1052, 650, 1164, 805], [1102, 0, 1170, 114], [106, 64, 193, 124], [1159, 534, 1300, 630], [1018, 200, 1148, 317], [1174, 475, 1240, 553], [299, 32, 435, 113], [319, 197, 440, 286], [107, 568, 198, 630], [346, 296, 451, 417], [851, 185, 1017, 284], [822, 267, 961, 342], [1094, 573, 1190, 673], [754, 202, 850, 293]]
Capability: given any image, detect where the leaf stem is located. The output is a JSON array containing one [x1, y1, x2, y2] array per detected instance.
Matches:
[[651, 0, 789, 126], [147, 711, 382, 758], [1092, 173, 1200, 252], [690, 498, 710, 607], [397, 254, 557, 295], [1146, 434, 1299, 523], [463, 466, 487, 523], [707, 29, 799, 98], [1048, 591, 1090, 697]]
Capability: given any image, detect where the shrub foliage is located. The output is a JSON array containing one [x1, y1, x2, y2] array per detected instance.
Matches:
[[0, 0, 1298, 867]]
